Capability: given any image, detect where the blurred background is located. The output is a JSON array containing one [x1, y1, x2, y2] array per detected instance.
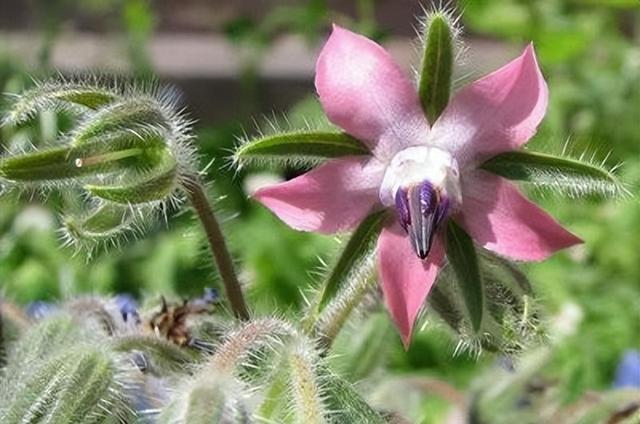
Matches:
[[0, 0, 638, 422]]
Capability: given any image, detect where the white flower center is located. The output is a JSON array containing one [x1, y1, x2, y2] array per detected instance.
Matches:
[[379, 146, 462, 208]]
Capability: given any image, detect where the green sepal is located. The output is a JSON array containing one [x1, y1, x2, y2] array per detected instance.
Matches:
[[0, 131, 165, 183], [72, 98, 169, 144], [317, 210, 388, 311], [2, 82, 118, 125], [112, 335, 198, 373], [445, 221, 484, 333], [85, 150, 178, 204], [418, 13, 454, 123], [56, 89, 117, 110], [234, 131, 370, 166], [63, 203, 133, 242], [321, 367, 386, 424], [481, 150, 628, 198]]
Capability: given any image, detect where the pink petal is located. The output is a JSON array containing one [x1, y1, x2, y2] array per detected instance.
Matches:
[[430, 44, 548, 167], [315, 25, 429, 161], [253, 157, 385, 234], [378, 222, 445, 347], [457, 170, 582, 261]]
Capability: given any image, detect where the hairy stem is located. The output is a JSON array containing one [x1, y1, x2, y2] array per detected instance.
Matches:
[[315, 271, 377, 351], [0, 306, 5, 368], [182, 175, 249, 320]]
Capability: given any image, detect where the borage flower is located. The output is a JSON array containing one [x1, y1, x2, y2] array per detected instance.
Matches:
[[246, 23, 583, 345]]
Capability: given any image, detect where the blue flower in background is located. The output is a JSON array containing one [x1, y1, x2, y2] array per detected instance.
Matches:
[[613, 350, 640, 389], [113, 294, 139, 323], [25, 301, 57, 320], [190, 287, 220, 310]]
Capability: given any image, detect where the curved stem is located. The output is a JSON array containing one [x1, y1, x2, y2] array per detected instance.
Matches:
[[182, 175, 249, 320]]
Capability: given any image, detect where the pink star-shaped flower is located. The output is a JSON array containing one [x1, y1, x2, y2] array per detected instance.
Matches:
[[254, 25, 581, 345]]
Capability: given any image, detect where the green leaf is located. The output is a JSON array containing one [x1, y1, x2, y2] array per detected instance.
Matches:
[[317, 210, 387, 310], [445, 221, 484, 333], [234, 131, 370, 166], [85, 150, 178, 204], [418, 13, 454, 123], [481, 150, 628, 198]]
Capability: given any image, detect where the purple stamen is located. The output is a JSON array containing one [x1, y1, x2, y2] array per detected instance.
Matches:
[[394, 180, 451, 259], [395, 187, 411, 232]]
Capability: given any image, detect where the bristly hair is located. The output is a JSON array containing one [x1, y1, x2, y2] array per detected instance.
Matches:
[[519, 136, 631, 200], [424, 247, 547, 358], [0, 75, 202, 255], [412, 1, 467, 89], [231, 111, 341, 172]]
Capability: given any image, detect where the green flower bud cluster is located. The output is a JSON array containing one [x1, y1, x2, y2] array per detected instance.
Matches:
[[0, 79, 199, 251]]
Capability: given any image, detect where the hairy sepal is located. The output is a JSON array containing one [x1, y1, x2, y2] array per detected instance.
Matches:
[[2, 80, 118, 126], [316, 210, 388, 313], [85, 149, 179, 204], [481, 150, 629, 199], [63, 203, 133, 244], [418, 12, 456, 123], [445, 221, 484, 334], [234, 131, 370, 169], [428, 248, 544, 356], [0, 129, 167, 184]]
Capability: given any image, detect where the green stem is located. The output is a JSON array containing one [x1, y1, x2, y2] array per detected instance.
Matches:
[[182, 175, 249, 321], [315, 272, 377, 351]]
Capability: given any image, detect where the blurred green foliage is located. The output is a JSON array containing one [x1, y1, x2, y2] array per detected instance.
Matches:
[[0, 1, 639, 423]]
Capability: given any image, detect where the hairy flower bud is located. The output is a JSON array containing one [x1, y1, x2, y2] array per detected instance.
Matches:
[[0, 78, 198, 250]]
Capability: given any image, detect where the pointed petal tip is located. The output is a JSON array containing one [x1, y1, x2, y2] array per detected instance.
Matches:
[[401, 329, 413, 350], [522, 42, 540, 63], [459, 172, 584, 263], [378, 225, 445, 353]]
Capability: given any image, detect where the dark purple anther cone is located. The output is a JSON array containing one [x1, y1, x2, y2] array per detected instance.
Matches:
[[394, 180, 451, 260], [395, 188, 411, 232]]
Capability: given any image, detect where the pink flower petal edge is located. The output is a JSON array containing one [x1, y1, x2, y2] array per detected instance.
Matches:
[[431, 44, 548, 167], [253, 157, 385, 234], [315, 24, 429, 160], [457, 170, 582, 261], [378, 222, 445, 348]]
